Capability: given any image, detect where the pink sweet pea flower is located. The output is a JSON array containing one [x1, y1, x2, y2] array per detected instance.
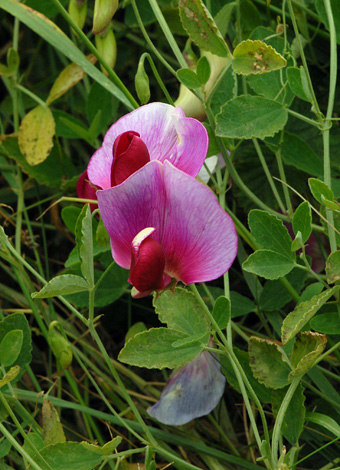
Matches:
[[77, 102, 208, 201], [147, 349, 226, 426], [97, 160, 238, 297]]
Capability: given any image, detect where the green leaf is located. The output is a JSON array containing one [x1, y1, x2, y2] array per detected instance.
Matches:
[[310, 312, 340, 335], [308, 178, 334, 205], [259, 267, 307, 311], [47, 57, 96, 105], [279, 132, 323, 177], [32, 274, 89, 298], [208, 64, 236, 116], [248, 210, 295, 259], [81, 437, 122, 455], [249, 337, 291, 389], [246, 27, 294, 106], [48, 322, 73, 369], [75, 204, 94, 287], [153, 288, 210, 337], [0, 314, 32, 382], [298, 282, 324, 304], [61, 206, 82, 233], [232, 39, 286, 75], [230, 291, 256, 318], [0, 0, 133, 109], [216, 95, 288, 140], [0, 330, 23, 367], [176, 68, 202, 89], [220, 347, 272, 403], [42, 398, 66, 446], [315, 0, 340, 45], [196, 55, 211, 85], [0, 135, 76, 188], [281, 286, 340, 344], [289, 331, 327, 380], [272, 384, 306, 445], [18, 105, 55, 166], [212, 296, 230, 329], [0, 365, 21, 388], [31, 441, 103, 470], [135, 56, 150, 105], [118, 328, 204, 369], [305, 411, 340, 438], [243, 250, 295, 280], [326, 250, 340, 284], [287, 66, 312, 102], [214, 2, 236, 37], [292, 201, 312, 244], [178, 0, 230, 57]]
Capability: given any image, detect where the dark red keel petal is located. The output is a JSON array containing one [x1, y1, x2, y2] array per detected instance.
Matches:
[[111, 131, 150, 186], [129, 228, 165, 294], [76, 170, 99, 212]]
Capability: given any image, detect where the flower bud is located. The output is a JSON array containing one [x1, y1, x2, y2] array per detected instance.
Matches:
[[175, 51, 230, 120], [93, 0, 118, 34], [68, 0, 87, 31], [135, 58, 150, 105], [95, 24, 117, 75], [48, 322, 73, 369]]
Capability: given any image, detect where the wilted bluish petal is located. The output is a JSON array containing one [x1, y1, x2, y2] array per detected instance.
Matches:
[[147, 350, 226, 426]]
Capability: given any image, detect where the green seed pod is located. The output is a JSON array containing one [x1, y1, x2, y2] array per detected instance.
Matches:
[[93, 0, 118, 34], [135, 58, 150, 105], [48, 322, 73, 369], [95, 24, 117, 75], [68, 0, 88, 31]]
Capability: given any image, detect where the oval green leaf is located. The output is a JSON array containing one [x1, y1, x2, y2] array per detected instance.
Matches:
[[32, 274, 89, 298], [216, 95, 288, 140], [118, 328, 204, 369], [281, 285, 340, 345], [243, 250, 295, 280], [0, 330, 23, 367]]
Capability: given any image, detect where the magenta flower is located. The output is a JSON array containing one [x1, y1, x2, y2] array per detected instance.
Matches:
[[77, 102, 208, 200], [97, 160, 238, 297], [147, 350, 226, 425]]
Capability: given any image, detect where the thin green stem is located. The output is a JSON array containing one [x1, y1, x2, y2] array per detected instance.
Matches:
[[189, 284, 272, 468], [271, 377, 301, 465], [15, 84, 46, 107], [87, 324, 156, 445], [287, 109, 320, 127], [286, 0, 322, 118], [147, 0, 187, 68], [252, 138, 286, 213], [275, 141, 293, 218], [322, 0, 338, 252], [140, 53, 174, 104], [131, 0, 176, 76]]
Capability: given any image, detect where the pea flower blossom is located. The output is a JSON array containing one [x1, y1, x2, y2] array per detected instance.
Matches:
[[97, 160, 238, 297], [77, 102, 208, 201], [147, 349, 226, 425]]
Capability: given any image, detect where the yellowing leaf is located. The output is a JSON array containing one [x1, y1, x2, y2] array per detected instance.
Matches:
[[232, 39, 287, 75], [18, 105, 55, 166], [47, 55, 97, 105], [42, 398, 66, 446]]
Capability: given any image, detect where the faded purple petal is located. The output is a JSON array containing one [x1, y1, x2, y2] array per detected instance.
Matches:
[[147, 351, 226, 425], [87, 103, 208, 189], [161, 161, 238, 284]]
